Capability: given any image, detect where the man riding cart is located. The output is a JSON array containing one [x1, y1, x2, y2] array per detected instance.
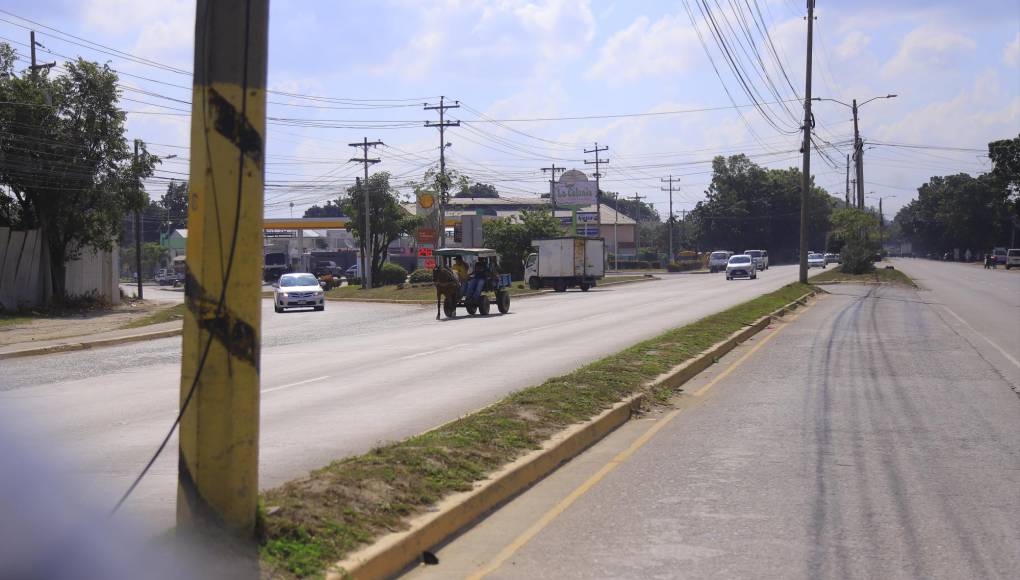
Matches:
[[432, 248, 512, 319]]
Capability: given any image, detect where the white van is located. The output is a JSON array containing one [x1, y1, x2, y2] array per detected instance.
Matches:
[[708, 251, 733, 273], [1006, 248, 1020, 270]]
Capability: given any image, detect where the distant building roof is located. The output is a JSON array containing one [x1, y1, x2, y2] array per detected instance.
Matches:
[[447, 196, 547, 206], [171, 228, 187, 238], [559, 169, 589, 185]]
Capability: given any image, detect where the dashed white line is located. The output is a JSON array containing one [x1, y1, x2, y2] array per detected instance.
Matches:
[[401, 343, 471, 360], [262, 375, 332, 394]]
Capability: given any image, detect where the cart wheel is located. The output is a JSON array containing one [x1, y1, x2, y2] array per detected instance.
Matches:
[[554, 279, 567, 292], [579, 282, 591, 292], [443, 297, 457, 318], [466, 302, 477, 315], [478, 295, 491, 315], [497, 291, 510, 314]]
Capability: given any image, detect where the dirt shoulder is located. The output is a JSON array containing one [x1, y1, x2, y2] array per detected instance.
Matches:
[[0, 300, 181, 347]]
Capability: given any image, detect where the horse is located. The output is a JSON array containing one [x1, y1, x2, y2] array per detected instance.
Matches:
[[432, 266, 460, 320]]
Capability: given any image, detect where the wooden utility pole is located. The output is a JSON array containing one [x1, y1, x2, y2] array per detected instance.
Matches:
[[178, 0, 268, 542], [133, 140, 143, 299], [584, 143, 609, 238], [799, 0, 815, 284], [349, 138, 382, 288], [425, 97, 460, 246], [541, 164, 565, 212], [632, 192, 645, 260], [28, 31, 55, 76], [661, 175, 676, 261], [853, 99, 864, 209], [845, 153, 851, 208]]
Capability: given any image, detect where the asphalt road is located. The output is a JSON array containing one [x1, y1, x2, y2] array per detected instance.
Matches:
[[413, 283, 1020, 579], [0, 266, 801, 530]]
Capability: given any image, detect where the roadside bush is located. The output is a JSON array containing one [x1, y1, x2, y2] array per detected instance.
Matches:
[[377, 262, 408, 286], [408, 268, 433, 283], [840, 237, 876, 274]]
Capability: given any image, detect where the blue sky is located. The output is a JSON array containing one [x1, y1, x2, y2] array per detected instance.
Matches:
[[1, 0, 1017, 217]]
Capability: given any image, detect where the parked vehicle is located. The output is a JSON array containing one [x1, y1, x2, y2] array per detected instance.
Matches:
[[824, 253, 838, 265], [344, 263, 361, 279], [524, 237, 605, 292], [433, 248, 513, 318], [154, 268, 184, 286], [1006, 248, 1020, 270], [744, 249, 768, 271], [273, 273, 325, 313], [726, 254, 757, 280], [808, 253, 826, 268], [992, 247, 1007, 265], [263, 252, 289, 282], [708, 250, 733, 273]]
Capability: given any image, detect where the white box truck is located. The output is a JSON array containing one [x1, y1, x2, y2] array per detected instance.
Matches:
[[524, 237, 605, 292]]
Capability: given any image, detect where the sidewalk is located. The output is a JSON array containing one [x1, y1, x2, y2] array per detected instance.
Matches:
[[0, 320, 182, 359]]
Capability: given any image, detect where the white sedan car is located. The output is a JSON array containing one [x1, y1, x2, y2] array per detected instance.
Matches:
[[808, 253, 827, 268], [274, 273, 325, 313], [726, 254, 757, 280]]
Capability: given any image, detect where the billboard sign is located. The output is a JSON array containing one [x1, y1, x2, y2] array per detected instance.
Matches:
[[554, 180, 597, 208]]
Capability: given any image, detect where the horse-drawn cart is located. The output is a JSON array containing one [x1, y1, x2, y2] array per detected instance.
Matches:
[[432, 248, 512, 319]]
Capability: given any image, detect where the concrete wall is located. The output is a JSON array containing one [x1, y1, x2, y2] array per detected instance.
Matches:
[[0, 228, 120, 309]]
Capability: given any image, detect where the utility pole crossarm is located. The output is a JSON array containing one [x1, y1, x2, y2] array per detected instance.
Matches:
[[424, 96, 460, 246], [584, 143, 610, 238], [349, 138, 384, 289], [541, 164, 566, 211]]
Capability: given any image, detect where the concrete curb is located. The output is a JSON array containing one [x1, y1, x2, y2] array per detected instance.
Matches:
[[322, 276, 658, 305], [328, 288, 818, 579], [0, 327, 183, 360]]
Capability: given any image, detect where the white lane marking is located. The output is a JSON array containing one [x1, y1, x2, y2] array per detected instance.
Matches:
[[262, 375, 332, 394], [941, 305, 1020, 369], [400, 343, 470, 360]]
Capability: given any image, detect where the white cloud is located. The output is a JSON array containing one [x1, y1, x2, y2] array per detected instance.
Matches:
[[836, 31, 870, 59], [78, 0, 194, 69], [586, 13, 699, 83], [1004, 32, 1020, 66], [881, 25, 976, 78]]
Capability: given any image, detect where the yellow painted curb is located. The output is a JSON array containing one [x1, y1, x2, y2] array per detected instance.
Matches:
[[328, 288, 818, 579], [0, 328, 183, 360]]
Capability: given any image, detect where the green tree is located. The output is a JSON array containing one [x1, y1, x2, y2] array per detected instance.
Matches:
[[894, 173, 1011, 254], [407, 167, 469, 205], [988, 134, 1020, 217], [830, 208, 880, 274], [303, 199, 342, 218], [482, 209, 564, 279], [690, 155, 835, 261], [341, 172, 422, 287], [121, 242, 169, 279], [160, 180, 189, 231], [455, 182, 499, 198], [0, 47, 158, 300]]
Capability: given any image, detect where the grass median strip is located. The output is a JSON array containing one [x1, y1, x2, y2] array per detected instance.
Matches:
[[120, 303, 186, 329], [811, 265, 916, 287], [259, 281, 816, 578]]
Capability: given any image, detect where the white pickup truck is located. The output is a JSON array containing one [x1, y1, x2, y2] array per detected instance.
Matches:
[[524, 237, 605, 292]]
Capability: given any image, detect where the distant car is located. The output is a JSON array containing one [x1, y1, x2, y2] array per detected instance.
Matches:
[[708, 251, 733, 273], [744, 249, 768, 271], [274, 273, 325, 313], [726, 254, 757, 280], [808, 253, 826, 268], [992, 247, 1007, 265], [824, 253, 838, 265], [154, 268, 184, 286], [344, 263, 361, 279], [1006, 248, 1020, 270], [835, 253, 842, 264]]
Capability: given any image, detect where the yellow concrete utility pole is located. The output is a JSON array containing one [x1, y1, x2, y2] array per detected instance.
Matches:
[[178, 0, 268, 540]]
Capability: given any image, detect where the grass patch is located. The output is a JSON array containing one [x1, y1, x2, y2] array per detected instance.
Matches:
[[121, 303, 186, 329], [259, 281, 815, 578], [811, 265, 916, 287], [0, 314, 34, 327]]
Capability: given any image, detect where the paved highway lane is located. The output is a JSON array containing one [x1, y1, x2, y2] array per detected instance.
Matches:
[[414, 284, 1020, 580], [891, 259, 1019, 383], [0, 267, 801, 530]]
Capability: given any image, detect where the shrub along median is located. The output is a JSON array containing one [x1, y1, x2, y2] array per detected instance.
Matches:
[[260, 281, 816, 578], [811, 265, 916, 287]]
